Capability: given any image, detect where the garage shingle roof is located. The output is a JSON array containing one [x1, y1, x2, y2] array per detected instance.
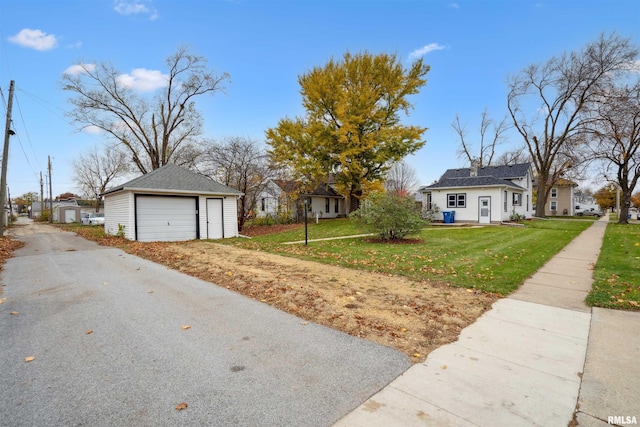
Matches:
[[103, 163, 242, 196]]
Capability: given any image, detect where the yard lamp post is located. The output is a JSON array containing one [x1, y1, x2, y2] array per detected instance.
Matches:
[[304, 196, 309, 246]]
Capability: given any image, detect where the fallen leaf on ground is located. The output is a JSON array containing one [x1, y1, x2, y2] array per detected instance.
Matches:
[[86, 329, 93, 335], [441, 364, 447, 369], [0, 298, 5, 304], [25, 356, 35, 363], [175, 402, 188, 410], [10, 311, 19, 315], [412, 353, 421, 358], [148, 290, 154, 294], [181, 325, 191, 330]]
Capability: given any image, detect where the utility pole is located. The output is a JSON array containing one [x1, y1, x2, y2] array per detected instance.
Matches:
[[7, 187, 11, 224], [0, 80, 15, 237], [48, 156, 53, 223], [40, 171, 44, 219]]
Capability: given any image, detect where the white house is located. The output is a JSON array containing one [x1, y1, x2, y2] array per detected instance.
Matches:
[[420, 162, 534, 224], [256, 179, 346, 221], [102, 163, 242, 242]]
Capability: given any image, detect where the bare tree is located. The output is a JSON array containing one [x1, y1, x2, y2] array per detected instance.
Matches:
[[452, 108, 510, 167], [200, 137, 271, 231], [384, 160, 419, 196], [62, 46, 229, 174], [507, 33, 638, 217], [585, 79, 640, 223], [493, 146, 530, 166], [73, 145, 128, 212]]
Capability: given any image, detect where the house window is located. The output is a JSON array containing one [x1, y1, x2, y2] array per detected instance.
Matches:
[[550, 201, 558, 212], [513, 193, 522, 206], [261, 198, 265, 211], [426, 193, 432, 211], [325, 198, 330, 213], [504, 191, 508, 212], [335, 198, 339, 213], [447, 193, 466, 208], [551, 188, 558, 198]]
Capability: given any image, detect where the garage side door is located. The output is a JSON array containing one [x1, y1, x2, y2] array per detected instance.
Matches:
[[206, 198, 223, 239], [136, 196, 197, 242]]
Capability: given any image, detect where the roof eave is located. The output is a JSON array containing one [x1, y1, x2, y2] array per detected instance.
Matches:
[[103, 186, 242, 197]]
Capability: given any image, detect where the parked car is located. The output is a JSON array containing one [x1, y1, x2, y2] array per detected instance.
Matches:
[[82, 213, 105, 226], [576, 208, 602, 218]]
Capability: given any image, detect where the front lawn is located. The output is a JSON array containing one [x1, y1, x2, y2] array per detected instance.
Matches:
[[224, 219, 592, 295], [586, 222, 640, 310]]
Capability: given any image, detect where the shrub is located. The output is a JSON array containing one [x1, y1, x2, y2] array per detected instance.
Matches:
[[351, 192, 425, 241]]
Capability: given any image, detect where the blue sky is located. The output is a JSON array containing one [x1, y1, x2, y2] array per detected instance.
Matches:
[[0, 0, 638, 199]]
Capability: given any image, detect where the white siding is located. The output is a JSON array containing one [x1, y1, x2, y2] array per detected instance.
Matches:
[[223, 196, 239, 238], [428, 187, 519, 223], [104, 192, 134, 239]]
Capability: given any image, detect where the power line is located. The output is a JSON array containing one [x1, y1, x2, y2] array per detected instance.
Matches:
[[13, 91, 43, 171]]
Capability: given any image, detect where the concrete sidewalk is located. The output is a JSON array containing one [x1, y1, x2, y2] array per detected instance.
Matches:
[[336, 216, 640, 426]]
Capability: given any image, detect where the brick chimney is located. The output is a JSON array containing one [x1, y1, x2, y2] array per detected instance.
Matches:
[[470, 158, 479, 177]]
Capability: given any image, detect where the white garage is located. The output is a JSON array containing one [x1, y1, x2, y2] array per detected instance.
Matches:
[[102, 164, 242, 242]]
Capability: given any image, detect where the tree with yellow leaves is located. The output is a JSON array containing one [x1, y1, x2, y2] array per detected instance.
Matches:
[[266, 51, 429, 213]]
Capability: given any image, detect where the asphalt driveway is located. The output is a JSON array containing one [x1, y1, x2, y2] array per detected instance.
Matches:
[[0, 221, 409, 426]]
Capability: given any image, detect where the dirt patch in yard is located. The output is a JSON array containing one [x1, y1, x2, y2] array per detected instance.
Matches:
[[63, 224, 499, 361], [162, 241, 498, 361]]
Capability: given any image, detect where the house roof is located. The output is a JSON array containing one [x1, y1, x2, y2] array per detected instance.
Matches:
[[420, 162, 531, 192], [307, 183, 343, 198], [271, 179, 344, 198], [103, 163, 242, 196], [441, 162, 531, 180], [272, 179, 302, 193]]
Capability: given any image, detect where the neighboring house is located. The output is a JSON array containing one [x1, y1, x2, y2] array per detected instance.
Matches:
[[543, 178, 578, 216], [419, 162, 534, 224], [102, 163, 242, 242], [28, 202, 42, 219], [256, 179, 346, 221]]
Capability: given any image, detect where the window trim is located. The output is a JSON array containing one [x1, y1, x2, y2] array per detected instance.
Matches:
[[512, 193, 522, 206], [447, 193, 466, 208]]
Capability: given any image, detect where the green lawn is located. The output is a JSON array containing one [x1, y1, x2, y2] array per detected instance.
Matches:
[[586, 222, 640, 310], [224, 219, 592, 295]]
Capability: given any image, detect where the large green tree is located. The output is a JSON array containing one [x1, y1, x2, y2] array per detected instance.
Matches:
[[266, 51, 429, 212]]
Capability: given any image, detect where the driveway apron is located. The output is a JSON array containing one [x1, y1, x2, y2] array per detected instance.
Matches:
[[0, 223, 410, 426]]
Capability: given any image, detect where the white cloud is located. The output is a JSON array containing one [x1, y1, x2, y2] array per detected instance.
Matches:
[[408, 43, 447, 60], [450, 2, 460, 9], [113, 1, 159, 20], [9, 28, 58, 51], [116, 68, 168, 92], [63, 63, 96, 76], [83, 125, 103, 135], [626, 60, 640, 73]]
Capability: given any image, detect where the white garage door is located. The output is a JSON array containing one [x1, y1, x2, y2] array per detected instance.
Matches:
[[136, 196, 197, 242], [64, 209, 77, 223]]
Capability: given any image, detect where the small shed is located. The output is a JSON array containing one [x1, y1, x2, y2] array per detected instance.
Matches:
[[102, 163, 242, 242]]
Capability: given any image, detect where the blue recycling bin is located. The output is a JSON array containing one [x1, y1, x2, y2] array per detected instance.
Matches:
[[443, 211, 455, 224]]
